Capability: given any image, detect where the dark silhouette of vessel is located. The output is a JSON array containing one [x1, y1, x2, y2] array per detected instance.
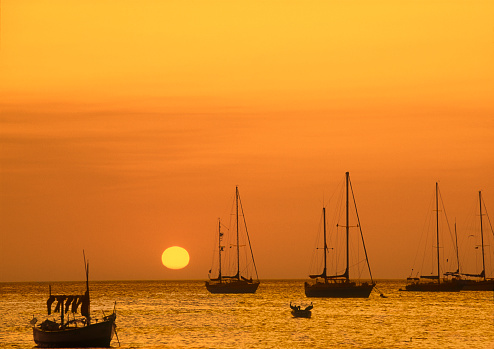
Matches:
[[404, 183, 463, 292], [32, 252, 117, 347], [461, 191, 494, 291], [305, 172, 376, 298], [206, 186, 260, 294], [290, 302, 313, 318]]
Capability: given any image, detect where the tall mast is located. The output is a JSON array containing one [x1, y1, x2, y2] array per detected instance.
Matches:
[[60, 295, 65, 326], [345, 172, 350, 282], [323, 206, 327, 281], [479, 191, 486, 281], [236, 186, 240, 280], [436, 182, 440, 284], [218, 218, 222, 282], [83, 250, 90, 324], [454, 220, 460, 274], [83, 250, 89, 294]]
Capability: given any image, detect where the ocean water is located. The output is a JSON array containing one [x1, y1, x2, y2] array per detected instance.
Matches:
[[1, 280, 493, 348]]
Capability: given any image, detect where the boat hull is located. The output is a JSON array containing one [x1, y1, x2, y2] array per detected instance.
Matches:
[[304, 281, 375, 298], [403, 281, 463, 292], [33, 316, 116, 348], [291, 309, 311, 318], [461, 280, 494, 291], [205, 280, 260, 294]]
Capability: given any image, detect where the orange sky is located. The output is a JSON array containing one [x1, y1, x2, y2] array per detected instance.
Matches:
[[1, 0, 493, 282]]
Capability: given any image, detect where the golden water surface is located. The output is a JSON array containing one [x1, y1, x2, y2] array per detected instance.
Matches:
[[1, 280, 493, 348]]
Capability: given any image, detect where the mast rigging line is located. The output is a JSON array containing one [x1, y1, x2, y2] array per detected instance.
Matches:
[[208, 220, 222, 276], [349, 175, 374, 282], [482, 197, 494, 240], [410, 193, 435, 278], [438, 188, 460, 273], [238, 192, 259, 281]]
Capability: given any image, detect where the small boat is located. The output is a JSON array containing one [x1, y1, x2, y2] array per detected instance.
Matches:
[[32, 252, 117, 348], [403, 183, 463, 292], [461, 191, 494, 291], [206, 186, 260, 294], [304, 172, 376, 298], [290, 302, 313, 318]]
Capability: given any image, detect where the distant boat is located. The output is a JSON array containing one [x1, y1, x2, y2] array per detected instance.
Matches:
[[461, 191, 494, 291], [404, 183, 463, 292], [206, 186, 260, 294], [32, 252, 117, 348], [304, 172, 376, 298], [290, 302, 312, 318]]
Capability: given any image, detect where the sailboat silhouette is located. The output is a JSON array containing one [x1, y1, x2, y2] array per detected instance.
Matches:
[[305, 172, 376, 298], [206, 186, 260, 294]]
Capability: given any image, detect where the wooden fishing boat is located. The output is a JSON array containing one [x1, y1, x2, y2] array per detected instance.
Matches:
[[403, 183, 463, 292], [290, 302, 312, 318], [206, 186, 260, 294], [32, 252, 117, 348], [305, 172, 376, 298], [33, 315, 116, 348]]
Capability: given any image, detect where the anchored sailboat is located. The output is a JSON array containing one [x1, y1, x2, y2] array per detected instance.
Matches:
[[206, 186, 260, 294], [461, 191, 494, 291], [404, 182, 463, 292], [305, 172, 376, 298]]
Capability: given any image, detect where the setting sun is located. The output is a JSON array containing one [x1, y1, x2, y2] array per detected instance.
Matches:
[[161, 246, 190, 270]]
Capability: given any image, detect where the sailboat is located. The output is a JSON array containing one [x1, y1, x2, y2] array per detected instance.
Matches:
[[206, 186, 260, 294], [461, 191, 494, 291], [32, 252, 117, 348], [404, 182, 463, 292], [304, 172, 376, 298]]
